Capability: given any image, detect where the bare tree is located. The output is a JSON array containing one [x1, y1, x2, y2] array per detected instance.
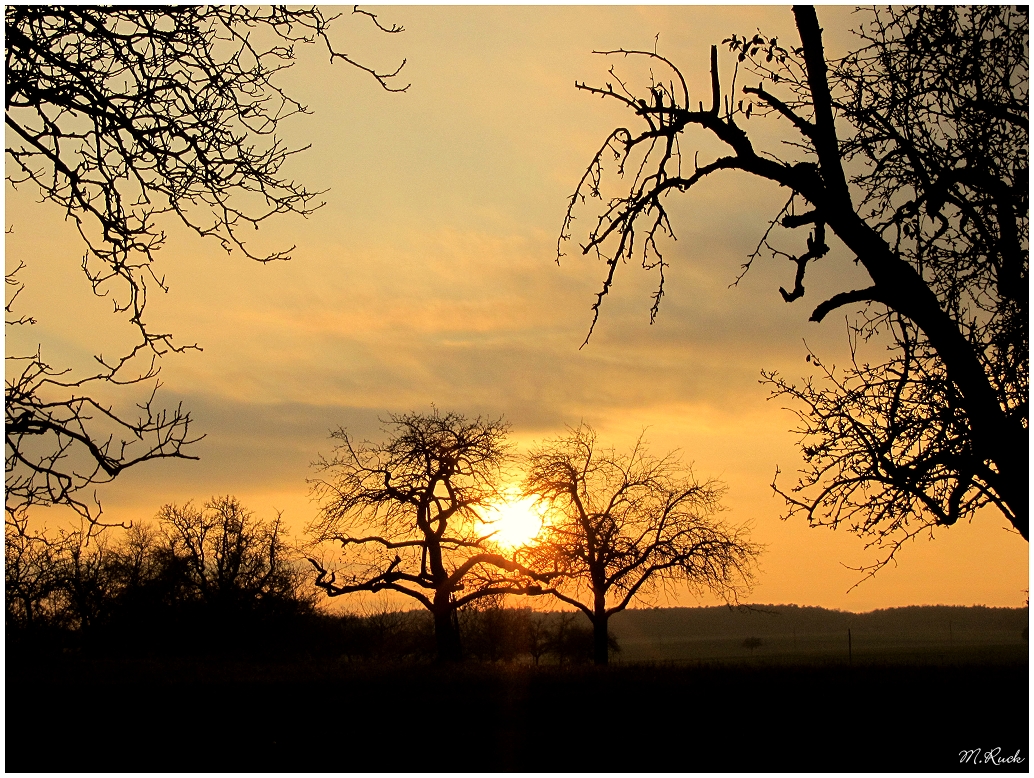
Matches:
[[560, 6, 1027, 565], [157, 495, 303, 609], [5, 518, 63, 629], [306, 409, 551, 662], [5, 6, 406, 528], [520, 424, 759, 664]]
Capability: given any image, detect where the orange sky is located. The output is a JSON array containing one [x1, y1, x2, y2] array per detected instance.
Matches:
[[6, 6, 1028, 611]]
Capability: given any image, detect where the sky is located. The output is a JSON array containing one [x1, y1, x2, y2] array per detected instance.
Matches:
[[6, 5, 1028, 612]]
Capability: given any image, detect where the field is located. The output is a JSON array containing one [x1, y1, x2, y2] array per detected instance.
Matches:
[[7, 606, 1027, 773], [607, 604, 1029, 665]]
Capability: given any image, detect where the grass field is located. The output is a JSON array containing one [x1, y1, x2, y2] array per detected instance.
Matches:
[[610, 634, 1027, 665], [7, 644, 1027, 773]]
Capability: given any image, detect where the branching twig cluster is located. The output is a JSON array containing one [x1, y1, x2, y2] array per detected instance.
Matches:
[[560, 6, 1028, 562], [5, 6, 406, 527]]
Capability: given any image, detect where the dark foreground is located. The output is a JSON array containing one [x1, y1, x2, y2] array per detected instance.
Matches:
[[7, 650, 1027, 773]]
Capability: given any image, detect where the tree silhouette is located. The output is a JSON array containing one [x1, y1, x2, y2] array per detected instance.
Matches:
[[520, 424, 758, 664], [5, 495, 315, 655], [157, 495, 302, 611], [742, 636, 763, 654], [5, 518, 63, 630], [561, 6, 1027, 566], [5, 6, 406, 529], [306, 409, 551, 662]]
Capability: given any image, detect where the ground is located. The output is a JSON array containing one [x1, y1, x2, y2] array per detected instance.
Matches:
[[7, 647, 1027, 772]]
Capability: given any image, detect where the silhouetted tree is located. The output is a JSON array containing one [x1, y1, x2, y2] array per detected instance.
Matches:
[[5, 520, 63, 630], [541, 610, 618, 665], [307, 409, 551, 662], [459, 596, 532, 663], [525, 612, 552, 665], [60, 529, 120, 631], [521, 424, 758, 664], [561, 6, 1027, 566], [742, 636, 763, 654], [5, 6, 406, 528], [157, 495, 304, 612]]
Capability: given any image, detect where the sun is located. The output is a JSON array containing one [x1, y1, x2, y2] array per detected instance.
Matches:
[[482, 492, 546, 550]]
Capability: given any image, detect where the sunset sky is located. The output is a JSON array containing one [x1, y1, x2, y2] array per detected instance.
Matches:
[[7, 5, 1028, 611]]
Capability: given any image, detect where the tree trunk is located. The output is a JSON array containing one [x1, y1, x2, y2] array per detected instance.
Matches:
[[434, 609, 462, 663], [593, 616, 610, 665]]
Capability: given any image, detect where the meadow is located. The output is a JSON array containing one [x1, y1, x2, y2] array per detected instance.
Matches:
[[8, 605, 1027, 773]]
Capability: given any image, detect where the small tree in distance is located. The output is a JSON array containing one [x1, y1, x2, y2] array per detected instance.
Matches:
[[306, 409, 551, 662], [521, 424, 760, 664], [742, 636, 763, 655]]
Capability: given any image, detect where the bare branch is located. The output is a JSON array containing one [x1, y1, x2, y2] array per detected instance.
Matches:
[[6, 6, 408, 528], [562, 5, 1028, 551]]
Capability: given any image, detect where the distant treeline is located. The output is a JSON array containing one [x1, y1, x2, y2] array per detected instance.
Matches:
[[611, 604, 1029, 642], [606, 604, 1028, 663]]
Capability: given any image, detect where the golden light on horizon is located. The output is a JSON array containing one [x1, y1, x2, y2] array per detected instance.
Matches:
[[482, 491, 547, 550]]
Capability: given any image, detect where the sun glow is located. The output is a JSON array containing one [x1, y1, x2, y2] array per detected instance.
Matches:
[[483, 492, 547, 550]]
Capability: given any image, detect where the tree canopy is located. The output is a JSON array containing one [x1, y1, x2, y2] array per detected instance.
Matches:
[[561, 5, 1027, 566]]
